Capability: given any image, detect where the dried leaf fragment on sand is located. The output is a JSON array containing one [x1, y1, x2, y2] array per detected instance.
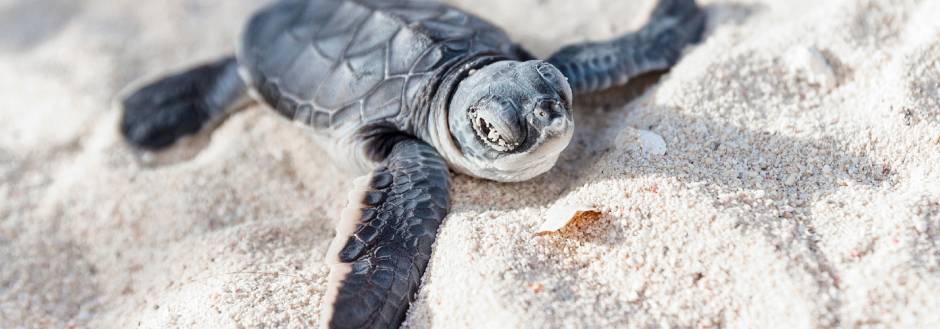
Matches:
[[536, 203, 604, 236]]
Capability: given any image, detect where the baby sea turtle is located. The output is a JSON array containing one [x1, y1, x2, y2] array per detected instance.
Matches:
[[118, 0, 705, 327]]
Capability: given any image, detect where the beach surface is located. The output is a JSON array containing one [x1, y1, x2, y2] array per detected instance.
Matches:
[[1, 0, 939, 328]]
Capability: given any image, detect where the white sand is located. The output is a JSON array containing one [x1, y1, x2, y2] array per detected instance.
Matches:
[[2, 0, 939, 328]]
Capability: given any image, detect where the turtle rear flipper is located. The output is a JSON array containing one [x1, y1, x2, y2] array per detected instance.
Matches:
[[547, 0, 706, 95], [322, 139, 450, 329], [119, 57, 251, 150]]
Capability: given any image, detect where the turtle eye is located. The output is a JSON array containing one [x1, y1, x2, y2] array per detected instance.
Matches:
[[534, 99, 562, 119]]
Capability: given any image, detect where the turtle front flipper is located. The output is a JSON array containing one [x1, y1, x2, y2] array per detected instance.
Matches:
[[322, 139, 450, 329], [547, 0, 706, 95], [118, 56, 252, 150]]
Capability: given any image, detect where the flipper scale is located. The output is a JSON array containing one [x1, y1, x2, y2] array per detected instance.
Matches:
[[547, 0, 706, 95], [322, 139, 450, 329]]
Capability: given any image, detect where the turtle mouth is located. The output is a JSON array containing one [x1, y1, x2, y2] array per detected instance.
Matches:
[[469, 108, 520, 152]]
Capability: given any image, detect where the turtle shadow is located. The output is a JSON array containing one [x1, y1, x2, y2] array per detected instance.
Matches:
[[471, 101, 891, 211], [457, 83, 891, 254], [444, 68, 674, 219], [450, 0, 812, 217], [605, 110, 890, 204], [0, 0, 83, 52], [121, 132, 217, 168], [451, 95, 885, 325], [110, 102, 229, 169]]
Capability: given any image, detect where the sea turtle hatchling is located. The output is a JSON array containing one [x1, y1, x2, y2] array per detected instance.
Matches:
[[117, 0, 705, 327]]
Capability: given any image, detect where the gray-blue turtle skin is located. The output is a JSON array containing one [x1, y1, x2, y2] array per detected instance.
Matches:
[[237, 0, 536, 176], [116, 0, 706, 328], [240, 0, 522, 133]]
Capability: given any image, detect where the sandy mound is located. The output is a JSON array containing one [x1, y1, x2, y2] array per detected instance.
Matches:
[[1, 0, 938, 328]]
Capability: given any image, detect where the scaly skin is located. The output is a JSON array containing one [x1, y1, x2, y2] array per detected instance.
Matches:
[[548, 0, 705, 94], [115, 0, 706, 328], [119, 57, 247, 150], [323, 139, 450, 329]]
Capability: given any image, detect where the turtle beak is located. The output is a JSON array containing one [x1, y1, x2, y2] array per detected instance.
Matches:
[[469, 99, 526, 152]]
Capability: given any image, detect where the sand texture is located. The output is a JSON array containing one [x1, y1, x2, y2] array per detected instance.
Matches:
[[2, 0, 939, 328]]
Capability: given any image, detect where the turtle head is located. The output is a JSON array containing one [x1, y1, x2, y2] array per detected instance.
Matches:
[[445, 60, 574, 182]]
